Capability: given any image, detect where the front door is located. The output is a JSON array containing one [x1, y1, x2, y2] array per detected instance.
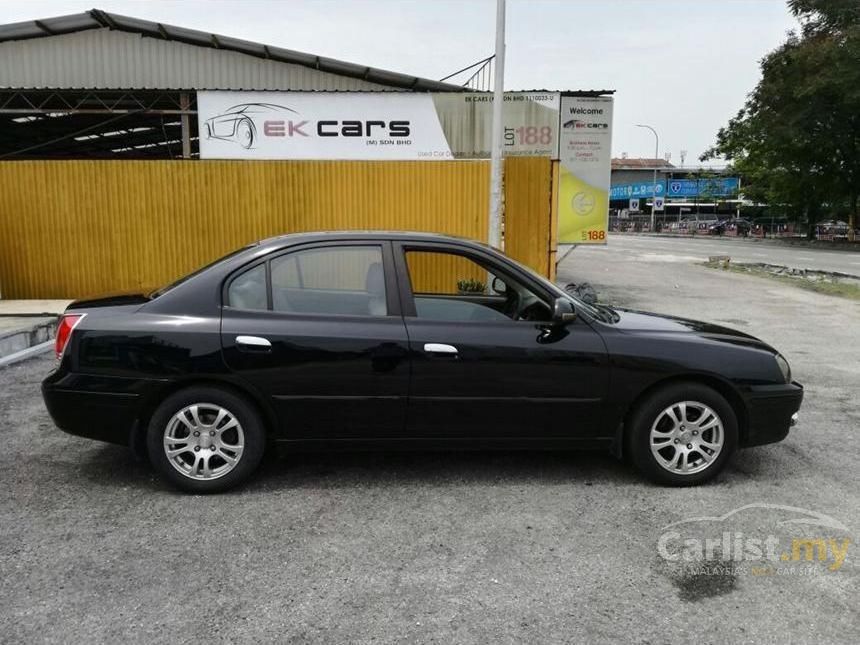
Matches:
[[394, 242, 610, 440], [221, 241, 409, 440]]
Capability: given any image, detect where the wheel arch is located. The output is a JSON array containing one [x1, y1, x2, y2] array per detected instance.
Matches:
[[613, 373, 748, 458], [130, 377, 279, 458]]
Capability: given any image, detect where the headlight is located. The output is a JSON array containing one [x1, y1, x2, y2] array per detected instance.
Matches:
[[775, 354, 791, 383]]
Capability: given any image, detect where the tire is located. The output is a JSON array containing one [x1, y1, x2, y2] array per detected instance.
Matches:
[[626, 382, 738, 486], [236, 118, 255, 149], [147, 386, 266, 493]]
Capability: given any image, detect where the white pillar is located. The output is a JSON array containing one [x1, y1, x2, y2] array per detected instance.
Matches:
[[488, 0, 506, 249]]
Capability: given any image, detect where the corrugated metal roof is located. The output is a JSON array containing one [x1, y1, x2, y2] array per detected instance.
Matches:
[[612, 158, 675, 169], [0, 8, 466, 92]]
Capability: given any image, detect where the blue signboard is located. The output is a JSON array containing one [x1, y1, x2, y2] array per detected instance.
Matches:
[[610, 177, 740, 201], [610, 180, 666, 200], [666, 178, 740, 197]]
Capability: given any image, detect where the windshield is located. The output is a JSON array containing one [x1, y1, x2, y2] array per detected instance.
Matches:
[[149, 244, 255, 298]]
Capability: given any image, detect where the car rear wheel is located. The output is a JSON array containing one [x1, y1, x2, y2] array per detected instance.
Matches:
[[147, 386, 265, 493], [626, 382, 738, 486]]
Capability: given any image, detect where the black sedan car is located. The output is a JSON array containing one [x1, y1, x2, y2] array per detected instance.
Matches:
[[708, 218, 752, 236], [43, 232, 802, 493]]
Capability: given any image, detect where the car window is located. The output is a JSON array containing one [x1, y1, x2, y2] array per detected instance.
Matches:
[[271, 246, 387, 316], [227, 264, 267, 311], [227, 246, 387, 316], [152, 244, 255, 298], [404, 249, 551, 323]]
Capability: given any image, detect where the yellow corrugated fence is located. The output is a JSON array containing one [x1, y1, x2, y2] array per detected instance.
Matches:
[[503, 157, 554, 278], [0, 158, 553, 299]]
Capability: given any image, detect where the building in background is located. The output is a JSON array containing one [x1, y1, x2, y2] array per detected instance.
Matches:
[[610, 157, 741, 229], [0, 9, 465, 159], [0, 8, 617, 298]]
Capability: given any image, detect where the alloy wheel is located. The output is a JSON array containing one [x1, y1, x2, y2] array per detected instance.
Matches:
[[163, 403, 245, 480], [649, 400, 724, 475]]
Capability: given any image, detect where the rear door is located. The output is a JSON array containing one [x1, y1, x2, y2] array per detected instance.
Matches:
[[394, 241, 610, 440], [220, 240, 410, 440]]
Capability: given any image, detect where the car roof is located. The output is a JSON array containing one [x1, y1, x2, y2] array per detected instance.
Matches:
[[144, 230, 513, 315], [257, 230, 490, 251]]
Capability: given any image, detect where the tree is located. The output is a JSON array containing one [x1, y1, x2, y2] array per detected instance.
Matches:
[[703, 0, 860, 239]]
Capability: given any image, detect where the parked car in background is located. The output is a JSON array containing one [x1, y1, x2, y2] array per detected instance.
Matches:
[[816, 220, 851, 240], [678, 216, 718, 233], [42, 232, 803, 493], [708, 218, 752, 236]]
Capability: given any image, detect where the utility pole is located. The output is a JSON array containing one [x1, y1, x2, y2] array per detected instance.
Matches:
[[488, 0, 506, 249], [636, 124, 659, 232]]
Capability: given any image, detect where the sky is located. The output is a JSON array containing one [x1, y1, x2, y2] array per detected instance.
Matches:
[[2, 0, 799, 164]]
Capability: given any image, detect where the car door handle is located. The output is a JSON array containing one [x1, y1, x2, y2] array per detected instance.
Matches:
[[236, 335, 272, 351], [424, 342, 458, 356]]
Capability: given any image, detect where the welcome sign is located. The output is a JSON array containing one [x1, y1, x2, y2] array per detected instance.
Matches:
[[556, 95, 614, 244]]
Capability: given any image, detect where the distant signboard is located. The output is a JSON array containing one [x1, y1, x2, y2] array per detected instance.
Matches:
[[610, 181, 666, 200], [666, 178, 740, 197]]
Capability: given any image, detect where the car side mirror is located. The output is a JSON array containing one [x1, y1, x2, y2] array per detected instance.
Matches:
[[491, 276, 507, 294], [552, 297, 576, 324]]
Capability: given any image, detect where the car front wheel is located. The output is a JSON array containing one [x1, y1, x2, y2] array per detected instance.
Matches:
[[236, 118, 255, 149], [627, 382, 738, 486], [147, 386, 265, 493]]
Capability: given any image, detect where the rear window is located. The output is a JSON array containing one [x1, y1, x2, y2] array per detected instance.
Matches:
[[150, 245, 255, 298]]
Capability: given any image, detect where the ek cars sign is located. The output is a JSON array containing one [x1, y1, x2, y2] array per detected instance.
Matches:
[[198, 91, 563, 160], [198, 92, 453, 160]]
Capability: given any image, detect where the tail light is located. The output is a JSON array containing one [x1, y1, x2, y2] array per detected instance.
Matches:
[[55, 313, 85, 360]]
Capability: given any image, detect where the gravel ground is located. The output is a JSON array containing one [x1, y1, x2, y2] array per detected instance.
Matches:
[[1, 235, 858, 644]]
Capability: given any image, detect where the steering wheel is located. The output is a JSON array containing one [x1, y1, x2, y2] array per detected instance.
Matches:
[[515, 293, 545, 321]]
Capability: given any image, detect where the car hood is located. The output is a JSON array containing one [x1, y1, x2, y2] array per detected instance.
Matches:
[[608, 308, 775, 352]]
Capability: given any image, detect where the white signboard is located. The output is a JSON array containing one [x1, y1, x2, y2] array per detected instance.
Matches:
[[629, 198, 640, 211], [432, 92, 560, 158], [198, 91, 453, 160], [557, 95, 614, 243]]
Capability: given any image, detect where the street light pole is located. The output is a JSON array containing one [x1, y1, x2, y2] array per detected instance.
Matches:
[[636, 124, 659, 232]]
